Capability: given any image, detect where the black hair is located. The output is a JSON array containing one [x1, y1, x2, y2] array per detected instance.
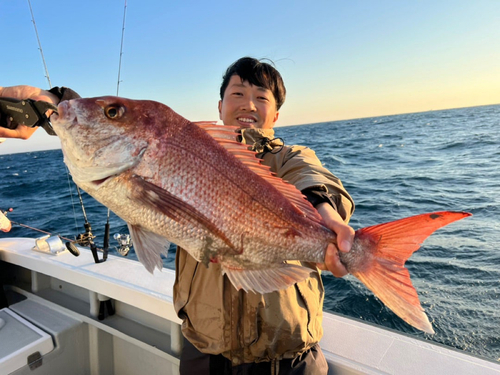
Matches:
[[220, 57, 286, 110]]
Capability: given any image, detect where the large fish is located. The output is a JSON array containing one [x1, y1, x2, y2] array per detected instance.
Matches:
[[51, 96, 471, 334]]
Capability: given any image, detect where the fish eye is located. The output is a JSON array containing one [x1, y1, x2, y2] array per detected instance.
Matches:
[[105, 105, 125, 119]]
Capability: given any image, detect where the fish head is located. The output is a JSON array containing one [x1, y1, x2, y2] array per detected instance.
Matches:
[[51, 96, 165, 187]]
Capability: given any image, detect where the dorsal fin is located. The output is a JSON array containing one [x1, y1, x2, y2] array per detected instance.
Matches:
[[192, 122, 324, 224], [192, 121, 219, 126], [192, 122, 240, 141]]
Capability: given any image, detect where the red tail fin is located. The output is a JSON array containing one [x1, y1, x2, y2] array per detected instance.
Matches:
[[351, 211, 471, 333]]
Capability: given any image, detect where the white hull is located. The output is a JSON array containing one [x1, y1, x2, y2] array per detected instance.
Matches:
[[1, 238, 499, 375]]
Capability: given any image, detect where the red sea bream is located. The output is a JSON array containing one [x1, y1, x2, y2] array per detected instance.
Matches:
[[51, 96, 471, 334]]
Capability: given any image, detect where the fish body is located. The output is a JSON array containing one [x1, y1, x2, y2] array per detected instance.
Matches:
[[52, 96, 471, 333]]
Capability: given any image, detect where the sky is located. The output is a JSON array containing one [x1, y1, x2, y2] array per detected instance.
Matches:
[[1, 0, 499, 154]]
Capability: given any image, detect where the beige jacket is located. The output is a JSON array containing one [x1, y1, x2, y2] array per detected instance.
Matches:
[[173, 128, 354, 365]]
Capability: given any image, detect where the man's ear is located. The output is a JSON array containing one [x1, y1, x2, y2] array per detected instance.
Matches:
[[273, 111, 280, 124], [218, 100, 222, 120]]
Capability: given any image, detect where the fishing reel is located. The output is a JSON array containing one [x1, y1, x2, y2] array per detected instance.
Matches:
[[65, 222, 97, 258], [113, 233, 132, 256], [65, 221, 108, 263], [74, 223, 96, 247]]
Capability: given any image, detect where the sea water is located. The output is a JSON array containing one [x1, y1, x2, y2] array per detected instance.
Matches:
[[1, 104, 499, 362]]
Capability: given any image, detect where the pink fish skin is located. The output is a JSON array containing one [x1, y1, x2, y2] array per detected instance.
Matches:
[[51, 96, 471, 334]]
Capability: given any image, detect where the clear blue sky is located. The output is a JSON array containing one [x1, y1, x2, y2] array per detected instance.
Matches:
[[1, 0, 499, 154]]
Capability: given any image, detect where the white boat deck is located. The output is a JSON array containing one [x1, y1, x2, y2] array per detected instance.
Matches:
[[1, 237, 499, 375]]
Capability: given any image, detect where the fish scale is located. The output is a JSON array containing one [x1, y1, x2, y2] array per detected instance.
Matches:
[[150, 124, 328, 264]]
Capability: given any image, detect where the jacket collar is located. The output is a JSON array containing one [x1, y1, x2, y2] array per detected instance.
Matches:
[[240, 128, 284, 154]]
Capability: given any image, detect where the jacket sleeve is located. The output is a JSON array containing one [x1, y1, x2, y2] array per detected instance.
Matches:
[[264, 145, 354, 223]]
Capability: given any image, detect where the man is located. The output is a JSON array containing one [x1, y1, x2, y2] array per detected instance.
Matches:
[[174, 57, 355, 374]]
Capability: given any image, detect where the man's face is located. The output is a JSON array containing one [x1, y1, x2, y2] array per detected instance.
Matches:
[[218, 75, 279, 129]]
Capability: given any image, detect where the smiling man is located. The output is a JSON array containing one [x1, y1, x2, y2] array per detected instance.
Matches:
[[218, 72, 282, 129], [175, 57, 355, 374]]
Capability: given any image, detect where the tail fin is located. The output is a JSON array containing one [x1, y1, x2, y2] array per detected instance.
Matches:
[[351, 211, 471, 334]]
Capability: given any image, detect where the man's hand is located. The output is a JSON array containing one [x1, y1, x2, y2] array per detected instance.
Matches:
[[315, 202, 355, 277], [0, 85, 59, 139]]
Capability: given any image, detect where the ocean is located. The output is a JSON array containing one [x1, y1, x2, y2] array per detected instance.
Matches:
[[1, 104, 499, 362]]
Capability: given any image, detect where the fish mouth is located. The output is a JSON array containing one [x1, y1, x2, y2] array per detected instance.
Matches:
[[50, 101, 78, 133], [51, 101, 67, 124], [91, 176, 113, 186]]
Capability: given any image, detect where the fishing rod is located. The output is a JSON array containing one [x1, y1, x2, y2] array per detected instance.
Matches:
[[2, 206, 107, 256], [80, 0, 133, 260], [116, 0, 128, 96], [76, 0, 132, 262], [27, 0, 97, 259], [97, 0, 133, 259], [2, 207, 78, 255], [28, 0, 51, 88], [11, 222, 72, 242], [24, 1, 133, 263]]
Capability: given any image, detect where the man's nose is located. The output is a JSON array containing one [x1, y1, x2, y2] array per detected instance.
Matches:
[[240, 98, 257, 111]]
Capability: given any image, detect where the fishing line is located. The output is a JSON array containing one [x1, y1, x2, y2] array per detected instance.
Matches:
[[27, 0, 52, 88], [65, 166, 80, 235]]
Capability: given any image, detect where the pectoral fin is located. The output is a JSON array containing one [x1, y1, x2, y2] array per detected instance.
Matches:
[[128, 224, 171, 273], [131, 175, 239, 254]]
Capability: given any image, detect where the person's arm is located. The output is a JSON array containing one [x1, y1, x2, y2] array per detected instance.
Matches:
[[0, 85, 60, 139], [315, 202, 354, 277], [269, 145, 355, 277]]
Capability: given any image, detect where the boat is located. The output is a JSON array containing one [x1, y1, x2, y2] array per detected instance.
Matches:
[[1, 236, 499, 375]]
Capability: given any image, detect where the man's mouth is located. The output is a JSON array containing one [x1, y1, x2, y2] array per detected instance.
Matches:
[[237, 117, 256, 124]]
